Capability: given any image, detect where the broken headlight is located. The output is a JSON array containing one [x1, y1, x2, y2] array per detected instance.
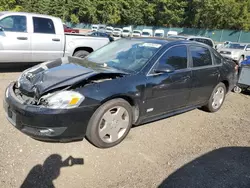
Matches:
[[45, 91, 85, 109]]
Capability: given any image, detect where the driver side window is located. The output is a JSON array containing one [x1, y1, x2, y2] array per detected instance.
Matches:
[[158, 45, 188, 70], [0, 15, 27, 32]]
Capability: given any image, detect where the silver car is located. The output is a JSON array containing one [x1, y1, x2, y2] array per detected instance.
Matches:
[[219, 43, 250, 64]]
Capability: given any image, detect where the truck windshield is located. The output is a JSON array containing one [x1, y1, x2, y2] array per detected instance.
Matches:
[[225, 43, 246, 49], [86, 39, 162, 73], [142, 32, 150, 36]]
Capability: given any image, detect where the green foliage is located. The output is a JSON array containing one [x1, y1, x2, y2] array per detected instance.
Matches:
[[1, 0, 250, 30]]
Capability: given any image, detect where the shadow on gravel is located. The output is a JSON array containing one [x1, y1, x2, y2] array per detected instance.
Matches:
[[21, 154, 84, 188], [0, 63, 39, 73], [158, 147, 250, 188]]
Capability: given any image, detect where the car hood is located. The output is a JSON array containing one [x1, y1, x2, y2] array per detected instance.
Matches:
[[18, 57, 126, 98], [219, 48, 244, 53]]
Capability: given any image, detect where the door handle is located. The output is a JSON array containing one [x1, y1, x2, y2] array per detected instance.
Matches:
[[17, 37, 28, 40], [52, 38, 60, 42]]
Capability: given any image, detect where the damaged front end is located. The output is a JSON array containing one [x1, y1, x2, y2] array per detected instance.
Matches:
[[15, 58, 126, 108]]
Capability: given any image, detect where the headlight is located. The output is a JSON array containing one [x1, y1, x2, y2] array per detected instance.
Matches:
[[46, 91, 85, 109]]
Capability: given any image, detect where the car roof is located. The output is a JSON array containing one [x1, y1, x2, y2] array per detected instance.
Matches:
[[0, 11, 59, 19], [129, 37, 211, 48]]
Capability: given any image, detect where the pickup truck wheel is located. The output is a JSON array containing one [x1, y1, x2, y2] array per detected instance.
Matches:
[[203, 83, 226, 113], [86, 99, 133, 148], [73, 50, 90, 58]]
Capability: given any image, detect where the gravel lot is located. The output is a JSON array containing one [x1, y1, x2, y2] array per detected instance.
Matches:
[[0, 66, 250, 188]]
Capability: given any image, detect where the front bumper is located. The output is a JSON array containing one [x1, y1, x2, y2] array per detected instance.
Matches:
[[4, 83, 98, 142]]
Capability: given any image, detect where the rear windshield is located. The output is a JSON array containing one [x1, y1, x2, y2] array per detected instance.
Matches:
[[155, 33, 164, 37], [133, 31, 140, 34], [142, 32, 150, 36]]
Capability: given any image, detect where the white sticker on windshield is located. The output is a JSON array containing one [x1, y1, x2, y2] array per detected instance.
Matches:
[[140, 43, 162, 48]]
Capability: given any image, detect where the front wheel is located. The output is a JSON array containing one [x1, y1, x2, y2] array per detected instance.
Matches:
[[203, 83, 226, 112], [86, 99, 133, 148]]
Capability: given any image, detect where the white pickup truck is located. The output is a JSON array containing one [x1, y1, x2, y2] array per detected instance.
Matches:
[[0, 12, 109, 63]]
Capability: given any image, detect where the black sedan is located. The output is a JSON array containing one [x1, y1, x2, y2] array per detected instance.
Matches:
[[88, 31, 114, 42], [4, 38, 237, 148]]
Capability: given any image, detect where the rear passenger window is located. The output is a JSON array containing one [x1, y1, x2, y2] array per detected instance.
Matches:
[[213, 49, 223, 65], [158, 45, 187, 70], [190, 46, 212, 67], [33, 17, 55, 34]]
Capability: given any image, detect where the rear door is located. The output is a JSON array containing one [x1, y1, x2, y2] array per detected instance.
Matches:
[[188, 45, 220, 105], [31, 16, 64, 62], [0, 14, 31, 62], [144, 45, 192, 116]]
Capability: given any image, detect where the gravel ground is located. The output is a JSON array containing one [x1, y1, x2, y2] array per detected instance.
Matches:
[[0, 67, 250, 188]]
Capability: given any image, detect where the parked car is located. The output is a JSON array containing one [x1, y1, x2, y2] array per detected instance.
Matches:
[[63, 24, 79, 33], [154, 29, 165, 38], [112, 28, 123, 37], [167, 30, 178, 37], [91, 24, 99, 31], [132, 30, 142, 37], [105, 26, 114, 34], [218, 43, 250, 65], [168, 35, 215, 48], [0, 12, 109, 63], [88, 31, 114, 42], [4, 38, 238, 148], [122, 27, 132, 37], [141, 29, 153, 37]]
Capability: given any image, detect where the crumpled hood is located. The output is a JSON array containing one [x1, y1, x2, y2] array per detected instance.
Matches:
[[18, 57, 123, 98]]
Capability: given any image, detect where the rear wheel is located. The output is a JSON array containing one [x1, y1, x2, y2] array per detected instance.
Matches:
[[233, 86, 242, 93], [203, 83, 226, 112], [86, 99, 133, 148], [73, 50, 90, 58]]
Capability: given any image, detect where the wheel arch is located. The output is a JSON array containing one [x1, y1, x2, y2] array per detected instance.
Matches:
[[101, 95, 140, 124], [220, 80, 229, 92], [73, 47, 94, 55]]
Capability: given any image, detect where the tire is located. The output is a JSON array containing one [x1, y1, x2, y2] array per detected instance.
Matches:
[[203, 82, 226, 112], [73, 50, 90, 58], [86, 99, 133, 148], [233, 86, 242, 93]]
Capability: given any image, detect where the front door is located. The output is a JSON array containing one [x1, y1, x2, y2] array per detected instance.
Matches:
[[0, 15, 31, 62], [31, 16, 64, 62], [144, 45, 192, 117]]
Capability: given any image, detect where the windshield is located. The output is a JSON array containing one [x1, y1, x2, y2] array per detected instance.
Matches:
[[225, 43, 246, 49], [142, 32, 150, 36], [123, 30, 129, 33], [114, 29, 121, 31], [86, 39, 162, 73], [133, 31, 140, 34], [106, 28, 112, 31], [92, 26, 98, 29], [155, 33, 164, 37]]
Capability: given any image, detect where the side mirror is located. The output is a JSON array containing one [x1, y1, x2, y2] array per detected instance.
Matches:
[[246, 48, 250, 51], [154, 64, 175, 74]]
